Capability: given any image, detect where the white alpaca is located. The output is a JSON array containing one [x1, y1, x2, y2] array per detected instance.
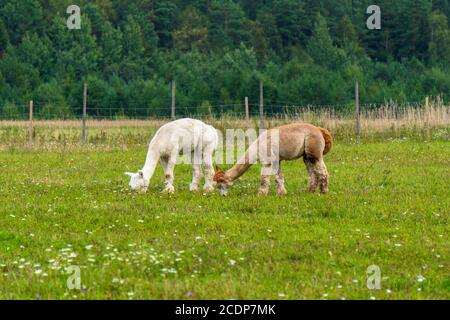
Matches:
[[125, 118, 218, 193]]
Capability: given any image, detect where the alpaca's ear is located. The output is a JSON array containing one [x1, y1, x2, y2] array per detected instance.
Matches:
[[125, 172, 134, 177], [138, 170, 144, 178]]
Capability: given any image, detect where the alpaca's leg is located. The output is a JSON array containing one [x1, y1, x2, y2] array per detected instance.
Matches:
[[275, 163, 287, 195], [162, 155, 176, 193], [315, 159, 329, 193], [202, 150, 215, 192], [190, 157, 201, 192], [259, 165, 272, 195], [304, 157, 318, 193]]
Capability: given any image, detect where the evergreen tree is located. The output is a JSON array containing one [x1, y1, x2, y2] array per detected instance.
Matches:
[[336, 15, 358, 47], [0, 19, 9, 54], [307, 14, 347, 70], [363, 0, 396, 61], [429, 11, 450, 65], [122, 15, 145, 59], [0, 0, 44, 45], [154, 0, 178, 48], [249, 20, 269, 61], [85, 3, 106, 39], [50, 15, 101, 79], [336, 15, 365, 61], [0, 0, 449, 115], [272, 0, 306, 46], [1, 100, 21, 119], [121, 15, 147, 80], [256, 10, 282, 53], [208, 0, 250, 49], [14, 32, 53, 80], [173, 5, 208, 51], [100, 22, 123, 73], [125, 4, 159, 56], [393, 0, 431, 60], [34, 80, 71, 118], [432, 0, 450, 17]]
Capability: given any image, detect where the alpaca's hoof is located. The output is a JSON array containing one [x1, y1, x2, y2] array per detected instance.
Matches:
[[276, 188, 287, 196], [203, 185, 214, 193], [163, 186, 175, 193], [258, 189, 269, 196], [189, 184, 199, 192]]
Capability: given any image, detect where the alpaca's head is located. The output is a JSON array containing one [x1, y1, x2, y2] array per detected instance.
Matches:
[[125, 170, 148, 192], [213, 170, 232, 196]]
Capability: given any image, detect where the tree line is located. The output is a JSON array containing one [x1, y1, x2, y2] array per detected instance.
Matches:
[[0, 0, 449, 118]]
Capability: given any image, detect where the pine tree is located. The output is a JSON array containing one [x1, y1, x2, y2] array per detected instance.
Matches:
[[125, 4, 159, 56], [393, 0, 431, 60], [120, 15, 148, 80], [336, 15, 365, 61], [34, 80, 71, 118], [429, 11, 450, 65], [362, 0, 397, 61], [0, 0, 44, 45], [14, 32, 53, 80], [123, 15, 145, 60], [272, 0, 306, 46], [173, 5, 208, 51], [249, 20, 269, 61], [47, 15, 101, 79], [307, 14, 347, 70], [432, 0, 450, 17], [0, 19, 9, 54], [100, 22, 123, 70], [256, 10, 282, 53], [154, 0, 178, 48], [208, 0, 250, 49], [85, 3, 106, 39], [336, 15, 358, 47]]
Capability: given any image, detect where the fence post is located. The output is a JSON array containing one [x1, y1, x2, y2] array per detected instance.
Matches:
[[28, 100, 33, 148], [245, 96, 249, 121], [171, 80, 176, 119], [355, 80, 360, 144], [425, 96, 430, 141], [259, 81, 264, 129], [82, 82, 87, 144]]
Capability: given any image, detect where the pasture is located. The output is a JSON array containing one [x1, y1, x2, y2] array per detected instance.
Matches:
[[0, 119, 449, 299]]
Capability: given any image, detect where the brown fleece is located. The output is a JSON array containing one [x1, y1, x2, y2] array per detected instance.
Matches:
[[214, 122, 333, 194], [319, 127, 333, 155]]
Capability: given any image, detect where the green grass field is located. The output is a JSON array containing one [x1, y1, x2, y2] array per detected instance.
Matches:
[[0, 126, 449, 299]]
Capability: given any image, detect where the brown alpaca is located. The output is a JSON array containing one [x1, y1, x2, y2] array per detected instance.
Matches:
[[214, 123, 333, 195]]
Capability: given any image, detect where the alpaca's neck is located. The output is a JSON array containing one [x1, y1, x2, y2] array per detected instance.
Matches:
[[226, 146, 257, 181], [226, 163, 252, 181], [141, 141, 160, 181]]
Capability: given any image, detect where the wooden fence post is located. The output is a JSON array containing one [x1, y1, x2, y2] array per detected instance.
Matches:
[[82, 82, 87, 144], [245, 96, 249, 121], [259, 81, 264, 129], [171, 80, 176, 119], [355, 80, 360, 144], [28, 100, 33, 148], [425, 96, 430, 141]]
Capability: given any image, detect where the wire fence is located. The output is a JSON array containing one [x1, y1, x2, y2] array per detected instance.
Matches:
[[1, 77, 449, 147], [1, 99, 449, 148], [0, 100, 435, 121], [1, 77, 446, 121]]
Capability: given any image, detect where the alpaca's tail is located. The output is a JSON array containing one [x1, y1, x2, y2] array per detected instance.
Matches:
[[319, 127, 333, 155]]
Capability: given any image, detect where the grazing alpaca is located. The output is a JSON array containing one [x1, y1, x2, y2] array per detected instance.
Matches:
[[126, 118, 218, 193], [214, 123, 332, 195]]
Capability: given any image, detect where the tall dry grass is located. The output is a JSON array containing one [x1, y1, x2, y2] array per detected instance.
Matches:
[[0, 101, 448, 150]]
